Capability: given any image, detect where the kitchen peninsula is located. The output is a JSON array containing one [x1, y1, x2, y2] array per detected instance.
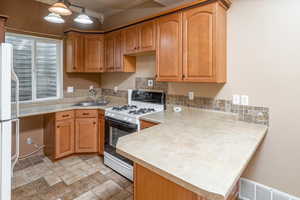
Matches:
[[117, 107, 268, 200]]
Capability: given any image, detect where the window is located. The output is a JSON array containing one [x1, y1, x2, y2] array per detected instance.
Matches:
[[5, 33, 63, 102]]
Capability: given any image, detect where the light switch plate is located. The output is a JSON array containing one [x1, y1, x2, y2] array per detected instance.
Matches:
[[67, 86, 74, 93], [188, 92, 194, 100], [241, 95, 249, 105], [233, 95, 240, 105], [148, 80, 154, 87]]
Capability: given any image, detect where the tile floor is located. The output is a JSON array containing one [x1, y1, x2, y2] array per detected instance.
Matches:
[[12, 154, 133, 200]]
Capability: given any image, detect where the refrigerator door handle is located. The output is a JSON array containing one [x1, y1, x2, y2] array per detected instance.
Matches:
[[11, 118, 20, 170], [11, 69, 19, 118]]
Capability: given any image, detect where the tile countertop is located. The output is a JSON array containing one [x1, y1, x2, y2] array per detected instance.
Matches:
[[116, 107, 268, 200], [17, 97, 126, 118]]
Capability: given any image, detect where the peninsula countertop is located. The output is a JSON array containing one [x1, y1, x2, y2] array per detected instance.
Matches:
[[116, 107, 268, 200]]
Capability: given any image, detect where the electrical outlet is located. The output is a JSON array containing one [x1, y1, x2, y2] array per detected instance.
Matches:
[[241, 95, 249, 105], [148, 80, 154, 87], [89, 85, 94, 90], [188, 92, 194, 100], [114, 86, 118, 93], [26, 137, 33, 145], [67, 86, 74, 93], [233, 95, 240, 105]]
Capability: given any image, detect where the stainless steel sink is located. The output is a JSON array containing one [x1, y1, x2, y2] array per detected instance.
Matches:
[[73, 100, 109, 107]]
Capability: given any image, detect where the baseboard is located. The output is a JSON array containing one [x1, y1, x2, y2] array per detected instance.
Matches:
[[239, 178, 299, 200]]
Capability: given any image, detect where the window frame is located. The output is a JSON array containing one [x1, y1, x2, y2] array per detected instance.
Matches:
[[6, 32, 63, 103]]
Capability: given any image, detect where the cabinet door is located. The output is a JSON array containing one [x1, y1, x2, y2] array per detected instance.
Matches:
[[104, 34, 115, 72], [0, 17, 6, 43], [156, 13, 183, 82], [183, 5, 214, 82], [122, 26, 139, 55], [66, 33, 84, 72], [135, 164, 199, 200], [75, 118, 98, 153], [98, 115, 105, 155], [55, 119, 75, 159], [114, 31, 123, 72], [139, 21, 156, 52], [84, 34, 104, 72]]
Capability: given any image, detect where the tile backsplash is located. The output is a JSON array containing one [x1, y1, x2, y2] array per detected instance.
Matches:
[[100, 77, 269, 126]]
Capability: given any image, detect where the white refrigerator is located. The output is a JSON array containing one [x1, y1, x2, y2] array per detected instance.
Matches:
[[0, 43, 20, 200]]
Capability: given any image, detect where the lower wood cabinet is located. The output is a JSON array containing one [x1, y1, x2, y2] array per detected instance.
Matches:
[[134, 163, 239, 200], [98, 110, 105, 156], [44, 111, 76, 160], [55, 119, 75, 159], [75, 118, 98, 153], [140, 120, 159, 130], [44, 109, 105, 160], [134, 164, 199, 200]]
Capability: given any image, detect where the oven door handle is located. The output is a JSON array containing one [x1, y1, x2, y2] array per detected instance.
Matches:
[[106, 117, 137, 129]]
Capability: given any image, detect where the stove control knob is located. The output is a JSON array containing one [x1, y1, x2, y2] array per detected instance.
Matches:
[[128, 118, 132, 122], [124, 117, 128, 121], [107, 113, 111, 116]]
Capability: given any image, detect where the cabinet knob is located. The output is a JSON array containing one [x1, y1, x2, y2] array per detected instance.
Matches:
[[93, 122, 96, 125], [57, 126, 60, 128]]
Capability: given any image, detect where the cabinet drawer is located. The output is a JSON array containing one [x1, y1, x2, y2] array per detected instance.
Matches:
[[56, 110, 74, 121], [76, 110, 98, 118]]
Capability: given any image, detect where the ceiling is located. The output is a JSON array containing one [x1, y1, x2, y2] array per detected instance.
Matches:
[[36, 0, 184, 23]]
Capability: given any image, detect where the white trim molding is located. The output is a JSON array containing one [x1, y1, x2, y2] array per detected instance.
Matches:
[[239, 178, 300, 200]]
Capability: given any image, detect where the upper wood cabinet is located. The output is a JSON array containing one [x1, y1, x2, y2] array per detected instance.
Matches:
[[122, 20, 156, 55], [104, 32, 115, 72], [156, 2, 227, 83], [66, 32, 84, 73], [122, 26, 139, 54], [182, 3, 226, 83], [104, 31, 123, 72], [0, 16, 8, 43], [104, 31, 136, 72], [139, 21, 156, 52], [156, 12, 183, 82], [84, 34, 104, 72], [66, 32, 104, 73]]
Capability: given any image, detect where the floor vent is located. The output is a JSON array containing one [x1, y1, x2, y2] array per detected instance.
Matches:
[[239, 178, 299, 200]]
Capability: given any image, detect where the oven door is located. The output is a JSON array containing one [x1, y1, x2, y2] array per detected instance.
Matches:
[[105, 117, 137, 165]]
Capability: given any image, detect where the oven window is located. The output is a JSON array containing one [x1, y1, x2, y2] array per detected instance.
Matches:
[[110, 127, 131, 148]]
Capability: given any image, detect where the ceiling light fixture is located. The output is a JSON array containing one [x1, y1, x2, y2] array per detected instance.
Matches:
[[44, 13, 65, 24], [74, 8, 93, 24], [49, 0, 72, 16]]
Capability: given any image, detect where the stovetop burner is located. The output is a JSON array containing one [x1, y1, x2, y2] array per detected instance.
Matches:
[[112, 105, 138, 111], [128, 108, 156, 115]]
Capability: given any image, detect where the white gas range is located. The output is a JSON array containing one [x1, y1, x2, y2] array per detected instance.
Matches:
[[105, 101, 164, 129], [104, 90, 166, 181]]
